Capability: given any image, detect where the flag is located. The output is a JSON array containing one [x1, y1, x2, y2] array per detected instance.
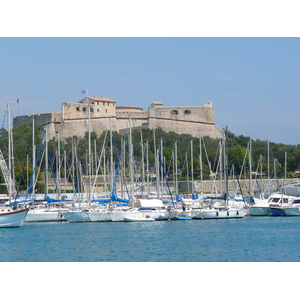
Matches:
[[17, 98, 19, 103], [81, 89, 87, 94]]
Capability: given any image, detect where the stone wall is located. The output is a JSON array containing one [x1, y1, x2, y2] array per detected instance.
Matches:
[[148, 102, 223, 138], [13, 112, 62, 140], [13, 98, 223, 141]]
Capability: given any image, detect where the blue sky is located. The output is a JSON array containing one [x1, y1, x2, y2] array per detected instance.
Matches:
[[1, 37, 299, 145]]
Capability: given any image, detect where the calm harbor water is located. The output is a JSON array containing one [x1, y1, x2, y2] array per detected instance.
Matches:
[[1, 216, 300, 262]]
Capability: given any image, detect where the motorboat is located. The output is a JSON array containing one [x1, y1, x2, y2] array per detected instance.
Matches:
[[249, 193, 297, 216], [275, 198, 300, 216]]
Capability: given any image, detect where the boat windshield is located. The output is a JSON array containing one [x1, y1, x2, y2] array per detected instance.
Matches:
[[269, 198, 281, 203]]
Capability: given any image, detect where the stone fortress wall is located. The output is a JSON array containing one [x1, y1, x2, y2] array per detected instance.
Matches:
[[13, 96, 223, 141]]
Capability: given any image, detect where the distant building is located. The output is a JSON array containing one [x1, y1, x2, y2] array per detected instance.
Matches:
[[13, 96, 223, 140]]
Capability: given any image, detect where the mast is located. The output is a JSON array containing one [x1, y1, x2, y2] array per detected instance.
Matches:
[[140, 131, 145, 198], [249, 136, 252, 195], [175, 141, 178, 196], [57, 131, 61, 198], [223, 127, 228, 203], [45, 126, 49, 198], [153, 127, 160, 199], [146, 140, 150, 198], [87, 95, 91, 205], [191, 139, 194, 196], [7, 103, 12, 203], [199, 131, 203, 196], [267, 140, 270, 195], [110, 117, 114, 198], [32, 116, 36, 198], [129, 116, 135, 204]]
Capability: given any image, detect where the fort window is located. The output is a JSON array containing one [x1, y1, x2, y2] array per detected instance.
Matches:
[[103, 102, 105, 106], [83, 107, 87, 112], [171, 110, 179, 115], [184, 110, 191, 115], [105, 109, 107, 113], [90, 107, 94, 113], [76, 107, 80, 112], [97, 109, 99, 112]]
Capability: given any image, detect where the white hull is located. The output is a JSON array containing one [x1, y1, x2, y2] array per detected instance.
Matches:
[[0, 208, 29, 228], [109, 210, 145, 222], [25, 209, 67, 222], [88, 209, 112, 222], [169, 209, 192, 219], [192, 208, 246, 219], [109, 208, 170, 222], [124, 216, 155, 222], [61, 211, 91, 222]]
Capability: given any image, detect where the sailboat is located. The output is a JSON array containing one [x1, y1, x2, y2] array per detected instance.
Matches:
[[61, 94, 103, 222], [108, 118, 171, 222], [192, 127, 247, 220], [0, 104, 29, 227]]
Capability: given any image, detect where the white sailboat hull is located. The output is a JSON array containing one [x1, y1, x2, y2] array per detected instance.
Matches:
[[88, 209, 112, 222], [192, 208, 246, 219], [61, 211, 91, 222], [109, 210, 144, 222], [109, 208, 170, 222], [0, 208, 29, 228], [124, 216, 155, 222], [25, 209, 67, 222]]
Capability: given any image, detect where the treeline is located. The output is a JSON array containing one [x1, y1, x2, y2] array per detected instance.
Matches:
[[0, 123, 300, 193]]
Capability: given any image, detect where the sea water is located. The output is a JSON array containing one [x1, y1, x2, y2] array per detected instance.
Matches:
[[1, 216, 300, 262]]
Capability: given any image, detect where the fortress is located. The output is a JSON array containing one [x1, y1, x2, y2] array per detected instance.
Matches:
[[13, 96, 223, 140]]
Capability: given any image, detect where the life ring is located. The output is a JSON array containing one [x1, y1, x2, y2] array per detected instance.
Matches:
[[167, 206, 172, 211]]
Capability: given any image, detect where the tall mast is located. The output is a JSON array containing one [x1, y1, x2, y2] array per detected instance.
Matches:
[[129, 116, 135, 204], [87, 95, 91, 204], [140, 131, 145, 198], [175, 141, 178, 195], [191, 139, 194, 195], [110, 116, 114, 196], [32, 116, 36, 198], [146, 140, 150, 198], [267, 140, 270, 195], [57, 131, 61, 198], [45, 126, 49, 198], [249, 137, 252, 195], [7, 103, 12, 203], [199, 131, 203, 196]]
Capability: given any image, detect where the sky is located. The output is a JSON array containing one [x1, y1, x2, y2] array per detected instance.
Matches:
[[1, 2, 299, 146]]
